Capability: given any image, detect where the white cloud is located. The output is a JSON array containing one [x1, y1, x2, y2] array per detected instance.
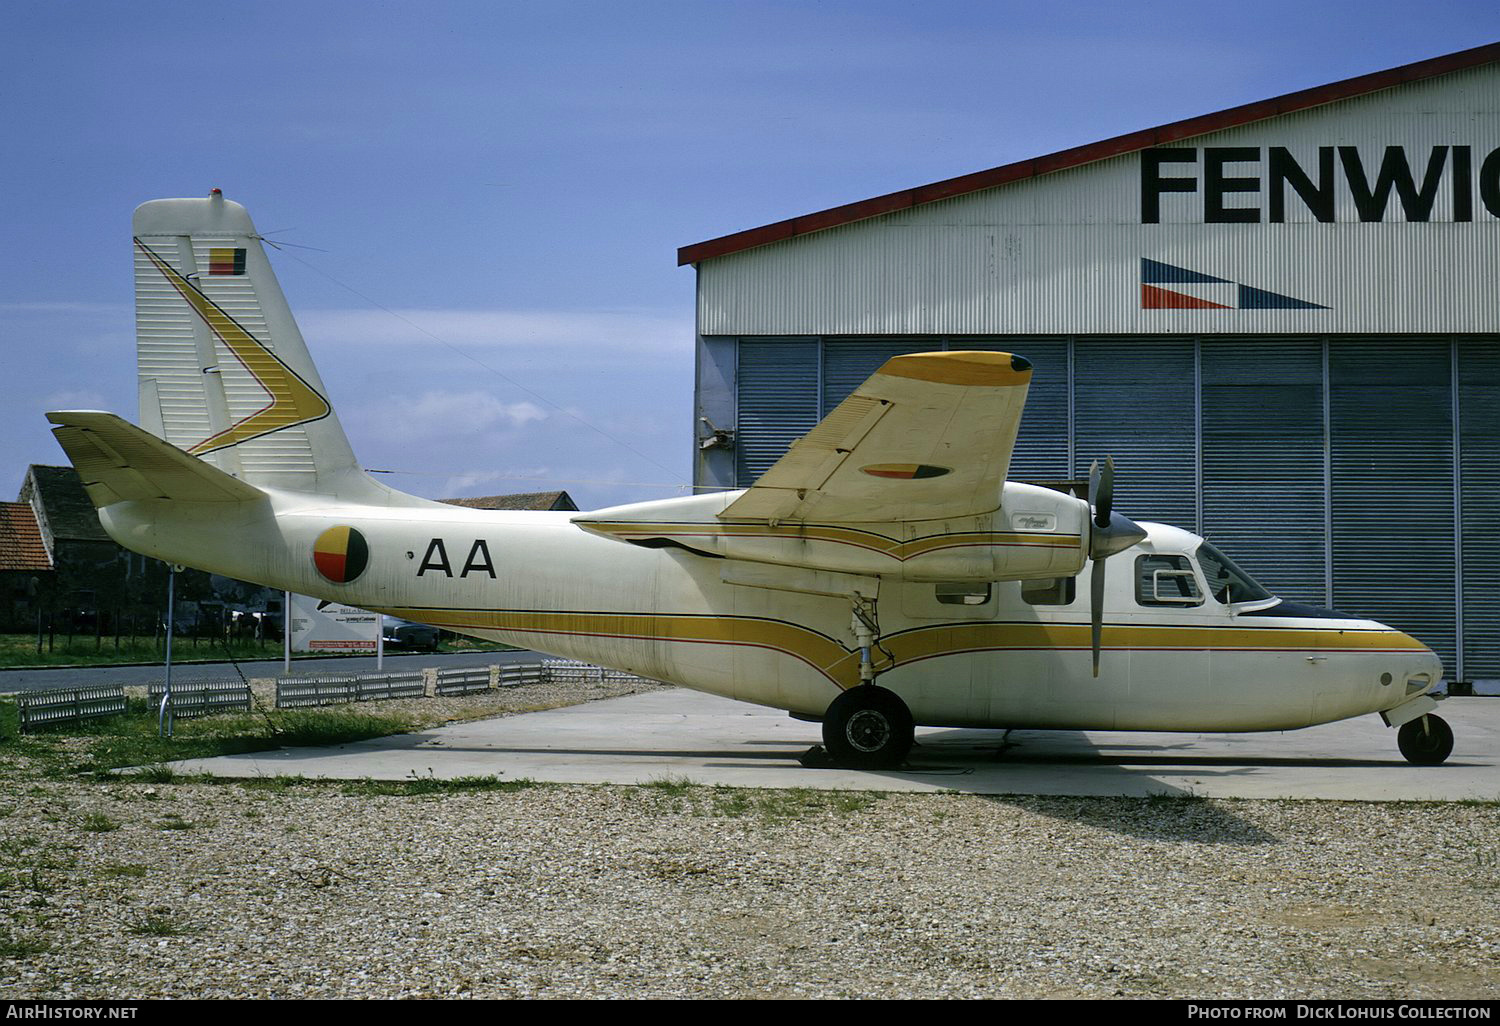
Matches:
[[40, 389, 109, 411], [438, 468, 558, 495], [357, 390, 549, 443], [299, 307, 691, 356]]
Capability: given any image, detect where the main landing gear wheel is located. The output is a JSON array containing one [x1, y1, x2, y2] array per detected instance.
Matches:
[[821, 686, 915, 770], [1398, 714, 1454, 766]]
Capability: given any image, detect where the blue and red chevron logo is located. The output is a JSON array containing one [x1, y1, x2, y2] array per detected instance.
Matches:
[[1141, 258, 1328, 310]]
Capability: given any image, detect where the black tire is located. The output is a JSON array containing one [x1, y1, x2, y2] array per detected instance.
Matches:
[[821, 685, 914, 770], [1398, 714, 1454, 766]]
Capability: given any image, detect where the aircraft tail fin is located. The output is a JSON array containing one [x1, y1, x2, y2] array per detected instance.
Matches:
[[130, 191, 390, 502], [48, 411, 266, 507]]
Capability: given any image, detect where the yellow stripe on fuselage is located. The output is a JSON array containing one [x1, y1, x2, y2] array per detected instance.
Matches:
[[378, 606, 1425, 691]]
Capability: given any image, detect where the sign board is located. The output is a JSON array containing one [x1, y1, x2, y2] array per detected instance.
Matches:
[[288, 594, 379, 654]]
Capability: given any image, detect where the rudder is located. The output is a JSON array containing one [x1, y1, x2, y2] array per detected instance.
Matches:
[[133, 191, 380, 500]]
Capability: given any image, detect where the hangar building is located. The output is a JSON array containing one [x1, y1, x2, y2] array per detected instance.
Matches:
[[681, 43, 1500, 685]]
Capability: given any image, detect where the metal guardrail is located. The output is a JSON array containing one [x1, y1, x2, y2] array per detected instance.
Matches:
[[434, 665, 494, 696], [498, 663, 544, 688], [2, 658, 662, 734], [541, 659, 652, 686], [16, 686, 128, 732], [275, 671, 426, 709], [146, 679, 253, 719]]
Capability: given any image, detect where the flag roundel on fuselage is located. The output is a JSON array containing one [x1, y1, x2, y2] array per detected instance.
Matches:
[[313, 526, 369, 584]]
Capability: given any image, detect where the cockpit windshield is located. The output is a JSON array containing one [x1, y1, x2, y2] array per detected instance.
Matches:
[[1195, 541, 1273, 605]]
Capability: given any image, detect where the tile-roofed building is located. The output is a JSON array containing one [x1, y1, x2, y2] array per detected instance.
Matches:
[[0, 499, 53, 629], [0, 502, 52, 573], [440, 490, 578, 512], [2, 464, 283, 638], [20, 464, 112, 551]]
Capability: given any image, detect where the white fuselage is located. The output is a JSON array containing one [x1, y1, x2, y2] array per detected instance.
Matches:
[[98, 489, 1442, 733]]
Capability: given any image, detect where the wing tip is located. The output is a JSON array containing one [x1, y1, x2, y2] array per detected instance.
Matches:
[[882, 351, 1032, 387]]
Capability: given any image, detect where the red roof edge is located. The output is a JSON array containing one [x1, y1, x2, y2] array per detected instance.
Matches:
[[678, 41, 1500, 266]]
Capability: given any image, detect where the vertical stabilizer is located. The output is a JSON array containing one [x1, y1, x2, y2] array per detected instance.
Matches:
[[132, 191, 387, 501]]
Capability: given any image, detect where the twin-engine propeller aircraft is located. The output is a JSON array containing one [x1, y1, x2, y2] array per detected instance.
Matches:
[[49, 192, 1455, 770]]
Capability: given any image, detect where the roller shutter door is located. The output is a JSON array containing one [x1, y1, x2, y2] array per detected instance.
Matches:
[[1459, 339, 1500, 681], [1073, 339, 1197, 529], [1329, 338, 1456, 672], [821, 340, 929, 413], [963, 339, 1071, 483], [735, 338, 820, 487], [1200, 339, 1326, 604]]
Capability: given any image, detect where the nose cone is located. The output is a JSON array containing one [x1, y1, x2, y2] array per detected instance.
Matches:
[[1380, 624, 1444, 696], [1090, 511, 1148, 560], [1416, 644, 1444, 688]]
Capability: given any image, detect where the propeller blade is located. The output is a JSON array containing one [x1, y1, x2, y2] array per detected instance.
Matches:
[[1082, 456, 1144, 678], [1090, 456, 1115, 528], [1091, 556, 1105, 678]]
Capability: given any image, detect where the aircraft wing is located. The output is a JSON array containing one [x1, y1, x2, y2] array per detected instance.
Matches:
[[721, 351, 1032, 524]]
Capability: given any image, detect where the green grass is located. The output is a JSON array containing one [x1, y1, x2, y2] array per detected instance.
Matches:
[[625, 781, 882, 823], [0, 930, 51, 958], [0, 632, 285, 669], [0, 836, 80, 876], [79, 812, 121, 833], [706, 786, 878, 823], [344, 774, 540, 796], [644, 774, 697, 797], [89, 708, 420, 775], [3, 704, 426, 780], [20, 868, 57, 895]]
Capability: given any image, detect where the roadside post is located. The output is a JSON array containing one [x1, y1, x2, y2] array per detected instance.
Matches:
[[158, 564, 181, 738]]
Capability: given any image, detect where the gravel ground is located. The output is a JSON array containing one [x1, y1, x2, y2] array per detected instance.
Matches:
[[1, 684, 1497, 1000]]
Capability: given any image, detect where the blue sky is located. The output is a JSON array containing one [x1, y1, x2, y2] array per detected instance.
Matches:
[[3, 1, 1497, 509]]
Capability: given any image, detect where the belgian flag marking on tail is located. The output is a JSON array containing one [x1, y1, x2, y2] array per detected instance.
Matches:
[[313, 526, 369, 584], [209, 248, 246, 276]]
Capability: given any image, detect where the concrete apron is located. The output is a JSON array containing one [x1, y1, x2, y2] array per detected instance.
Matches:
[[162, 690, 1500, 800]]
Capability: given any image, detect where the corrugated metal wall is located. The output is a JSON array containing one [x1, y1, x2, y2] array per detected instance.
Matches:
[[695, 66, 1500, 338], [1459, 344, 1500, 680], [734, 339, 820, 485], [727, 333, 1499, 681], [1073, 340, 1197, 528], [1201, 339, 1327, 604]]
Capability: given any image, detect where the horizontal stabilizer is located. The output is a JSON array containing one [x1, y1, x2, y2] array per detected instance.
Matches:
[[47, 411, 265, 507]]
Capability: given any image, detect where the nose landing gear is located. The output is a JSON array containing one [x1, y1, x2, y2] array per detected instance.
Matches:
[[1397, 713, 1454, 765]]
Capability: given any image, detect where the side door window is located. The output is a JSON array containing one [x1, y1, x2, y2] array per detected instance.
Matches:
[[1135, 554, 1202, 607], [1022, 577, 1076, 606]]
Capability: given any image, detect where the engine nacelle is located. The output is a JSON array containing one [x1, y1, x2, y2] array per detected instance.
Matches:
[[574, 481, 1089, 583]]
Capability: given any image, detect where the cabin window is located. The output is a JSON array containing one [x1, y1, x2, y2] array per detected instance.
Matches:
[[1135, 554, 1203, 607], [935, 583, 992, 606], [1194, 541, 1272, 605], [1022, 577, 1076, 605]]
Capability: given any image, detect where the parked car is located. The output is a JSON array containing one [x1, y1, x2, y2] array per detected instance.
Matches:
[[381, 616, 441, 652]]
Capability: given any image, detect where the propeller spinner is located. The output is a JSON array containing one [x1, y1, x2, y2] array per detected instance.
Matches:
[[1087, 457, 1148, 677]]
